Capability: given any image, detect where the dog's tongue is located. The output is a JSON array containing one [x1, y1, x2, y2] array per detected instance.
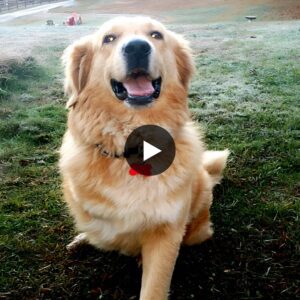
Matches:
[[123, 76, 154, 96]]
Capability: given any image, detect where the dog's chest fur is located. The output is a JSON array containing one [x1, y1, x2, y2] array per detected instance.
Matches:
[[60, 132, 195, 245], [79, 181, 186, 240]]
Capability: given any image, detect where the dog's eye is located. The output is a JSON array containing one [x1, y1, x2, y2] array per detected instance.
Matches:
[[150, 31, 163, 40], [103, 34, 116, 44]]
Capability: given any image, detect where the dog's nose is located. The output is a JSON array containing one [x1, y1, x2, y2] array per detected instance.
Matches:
[[123, 39, 151, 57]]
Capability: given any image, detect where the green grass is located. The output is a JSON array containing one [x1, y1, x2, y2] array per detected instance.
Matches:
[[189, 26, 300, 249], [0, 57, 44, 100], [0, 21, 299, 299]]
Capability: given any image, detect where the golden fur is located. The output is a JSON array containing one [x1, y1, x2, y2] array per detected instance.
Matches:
[[59, 17, 229, 300]]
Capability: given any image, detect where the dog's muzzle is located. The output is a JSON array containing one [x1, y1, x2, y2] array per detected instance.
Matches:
[[111, 39, 162, 107]]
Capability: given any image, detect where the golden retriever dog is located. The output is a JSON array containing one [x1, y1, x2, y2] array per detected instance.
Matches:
[[59, 16, 229, 300]]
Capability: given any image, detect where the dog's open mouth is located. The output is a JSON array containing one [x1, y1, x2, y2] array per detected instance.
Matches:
[[111, 72, 161, 107]]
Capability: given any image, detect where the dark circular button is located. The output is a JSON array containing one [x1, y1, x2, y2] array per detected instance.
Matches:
[[124, 125, 176, 176]]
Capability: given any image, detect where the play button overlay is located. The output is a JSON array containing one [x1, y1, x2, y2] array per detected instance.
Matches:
[[124, 125, 176, 176], [143, 141, 161, 161]]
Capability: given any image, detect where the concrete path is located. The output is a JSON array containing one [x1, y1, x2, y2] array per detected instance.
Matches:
[[0, 0, 74, 23]]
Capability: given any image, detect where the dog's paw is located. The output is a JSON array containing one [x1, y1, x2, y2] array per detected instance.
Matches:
[[66, 233, 87, 252]]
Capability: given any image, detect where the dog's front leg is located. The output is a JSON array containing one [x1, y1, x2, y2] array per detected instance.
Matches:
[[139, 225, 184, 300]]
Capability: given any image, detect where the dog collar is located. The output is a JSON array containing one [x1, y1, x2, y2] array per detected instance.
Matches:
[[96, 144, 141, 160], [96, 144, 124, 159], [96, 144, 151, 177]]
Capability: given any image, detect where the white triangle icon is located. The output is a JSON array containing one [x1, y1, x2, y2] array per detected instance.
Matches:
[[143, 141, 162, 162]]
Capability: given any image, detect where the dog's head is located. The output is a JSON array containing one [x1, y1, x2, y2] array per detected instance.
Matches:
[[63, 17, 194, 109]]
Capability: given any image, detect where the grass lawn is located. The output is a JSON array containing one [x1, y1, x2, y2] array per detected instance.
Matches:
[[0, 21, 299, 299]]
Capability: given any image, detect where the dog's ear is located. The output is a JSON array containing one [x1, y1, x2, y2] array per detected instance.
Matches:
[[62, 37, 93, 108], [173, 34, 195, 88]]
